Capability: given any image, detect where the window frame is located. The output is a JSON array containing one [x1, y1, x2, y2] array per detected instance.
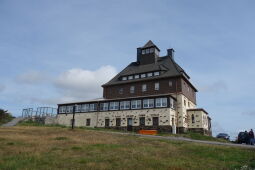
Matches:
[[109, 102, 119, 110], [155, 98, 167, 108], [143, 99, 154, 108], [142, 84, 147, 92], [130, 86, 135, 93], [131, 100, 141, 109], [155, 82, 159, 91], [120, 101, 130, 110]]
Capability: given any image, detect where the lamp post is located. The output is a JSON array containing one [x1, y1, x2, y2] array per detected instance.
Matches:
[[71, 105, 76, 130]]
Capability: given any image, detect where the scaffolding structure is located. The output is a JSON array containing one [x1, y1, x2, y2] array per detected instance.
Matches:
[[22, 107, 57, 118]]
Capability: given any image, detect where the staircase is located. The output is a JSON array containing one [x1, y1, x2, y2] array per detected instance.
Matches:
[[1, 117, 25, 127]]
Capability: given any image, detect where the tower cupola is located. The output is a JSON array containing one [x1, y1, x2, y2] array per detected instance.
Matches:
[[137, 40, 160, 65]]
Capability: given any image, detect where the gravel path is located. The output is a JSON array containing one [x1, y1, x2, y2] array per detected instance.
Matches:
[[104, 131, 255, 149], [1, 117, 25, 127]]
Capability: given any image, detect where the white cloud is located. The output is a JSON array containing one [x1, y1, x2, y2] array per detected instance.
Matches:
[[54, 65, 117, 100], [16, 71, 48, 84]]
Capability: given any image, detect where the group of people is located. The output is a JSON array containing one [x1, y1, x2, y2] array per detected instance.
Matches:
[[244, 129, 254, 145]]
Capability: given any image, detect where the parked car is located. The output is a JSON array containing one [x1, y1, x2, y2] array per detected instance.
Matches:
[[216, 133, 230, 140], [237, 132, 248, 144]]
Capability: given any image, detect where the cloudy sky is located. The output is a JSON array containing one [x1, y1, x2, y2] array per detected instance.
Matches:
[[1, 0, 255, 137]]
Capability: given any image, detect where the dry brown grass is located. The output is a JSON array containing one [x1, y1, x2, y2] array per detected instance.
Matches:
[[0, 126, 254, 170]]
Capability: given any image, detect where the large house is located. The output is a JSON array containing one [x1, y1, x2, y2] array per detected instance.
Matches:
[[57, 41, 212, 135]]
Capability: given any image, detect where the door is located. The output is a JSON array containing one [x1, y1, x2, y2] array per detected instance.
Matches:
[[105, 119, 110, 128], [153, 117, 159, 127], [127, 118, 133, 131]]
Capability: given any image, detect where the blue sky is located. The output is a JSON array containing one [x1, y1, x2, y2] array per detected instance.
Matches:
[[1, 0, 255, 137]]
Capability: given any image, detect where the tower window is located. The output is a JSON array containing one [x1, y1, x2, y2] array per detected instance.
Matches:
[[146, 49, 150, 54], [169, 81, 173, 87], [122, 77, 127, 81], [119, 88, 123, 94], [154, 71, 160, 76], [142, 50, 146, 54], [150, 48, 154, 53]]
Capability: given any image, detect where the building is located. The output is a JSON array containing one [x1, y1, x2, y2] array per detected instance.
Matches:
[[57, 41, 212, 135]]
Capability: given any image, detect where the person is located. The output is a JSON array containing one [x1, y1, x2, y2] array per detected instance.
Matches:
[[244, 131, 250, 145], [249, 129, 254, 145]]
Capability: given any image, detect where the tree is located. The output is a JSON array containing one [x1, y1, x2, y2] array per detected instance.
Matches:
[[0, 108, 12, 122]]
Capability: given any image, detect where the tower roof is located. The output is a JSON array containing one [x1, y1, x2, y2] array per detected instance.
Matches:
[[141, 40, 160, 51]]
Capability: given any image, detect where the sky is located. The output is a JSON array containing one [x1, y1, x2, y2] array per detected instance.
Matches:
[[0, 0, 255, 138]]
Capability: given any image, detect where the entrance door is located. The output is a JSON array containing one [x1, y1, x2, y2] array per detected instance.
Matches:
[[127, 118, 133, 131], [105, 119, 110, 128]]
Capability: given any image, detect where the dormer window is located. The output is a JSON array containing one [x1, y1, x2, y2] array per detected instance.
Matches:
[[128, 75, 133, 80], [122, 77, 127, 81], [141, 74, 146, 78], [154, 71, 160, 76], [147, 72, 153, 77], [134, 74, 139, 79]]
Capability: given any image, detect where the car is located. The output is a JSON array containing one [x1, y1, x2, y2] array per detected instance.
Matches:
[[237, 132, 248, 144], [216, 133, 230, 140]]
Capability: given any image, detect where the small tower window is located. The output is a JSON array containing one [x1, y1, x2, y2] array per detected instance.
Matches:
[[169, 81, 173, 87], [147, 72, 153, 77], [122, 77, 127, 81], [154, 71, 160, 76], [150, 48, 154, 53], [142, 84, 147, 92], [141, 74, 146, 78], [146, 49, 150, 54], [155, 82, 159, 90], [130, 86, 135, 93], [142, 50, 146, 54]]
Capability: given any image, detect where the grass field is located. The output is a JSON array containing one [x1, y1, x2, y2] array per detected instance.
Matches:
[[0, 126, 254, 170]]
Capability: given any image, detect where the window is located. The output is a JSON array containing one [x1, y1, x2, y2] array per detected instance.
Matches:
[[59, 106, 66, 113], [66, 105, 73, 113], [116, 118, 121, 127], [188, 102, 190, 107], [142, 49, 145, 54], [86, 119, 90, 126], [156, 98, 167, 107], [134, 74, 139, 79], [75, 105, 81, 112], [192, 114, 195, 123], [100, 103, 108, 111], [155, 82, 159, 90], [130, 86, 135, 93], [153, 117, 159, 126], [143, 99, 154, 108], [150, 48, 154, 53], [170, 98, 175, 109], [169, 81, 173, 87], [105, 119, 110, 127], [122, 77, 127, 81], [89, 103, 97, 111], [147, 72, 153, 77], [119, 88, 123, 94], [146, 48, 150, 54], [81, 104, 90, 112], [140, 117, 145, 126], [131, 100, 141, 109], [142, 84, 147, 92], [184, 100, 186, 107], [128, 75, 133, 80], [120, 101, 130, 110], [141, 74, 146, 78], [154, 71, 160, 76], [109, 102, 119, 110]]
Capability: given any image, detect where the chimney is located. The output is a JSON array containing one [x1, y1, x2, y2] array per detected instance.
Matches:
[[167, 48, 175, 59], [137, 48, 142, 63]]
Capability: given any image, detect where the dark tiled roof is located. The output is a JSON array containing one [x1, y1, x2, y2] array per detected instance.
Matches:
[[102, 56, 192, 87]]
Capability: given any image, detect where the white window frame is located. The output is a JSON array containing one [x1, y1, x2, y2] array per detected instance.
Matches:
[[142, 49, 145, 54], [81, 104, 90, 112], [120, 101, 130, 110], [75, 105, 81, 112], [109, 102, 119, 110], [150, 48, 154, 53], [146, 48, 150, 54], [100, 103, 108, 111], [156, 98, 167, 108], [89, 103, 97, 111], [66, 105, 73, 113], [142, 84, 147, 92], [131, 100, 141, 109], [59, 106, 66, 113], [143, 99, 154, 108], [155, 82, 159, 90], [122, 77, 127, 81]]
